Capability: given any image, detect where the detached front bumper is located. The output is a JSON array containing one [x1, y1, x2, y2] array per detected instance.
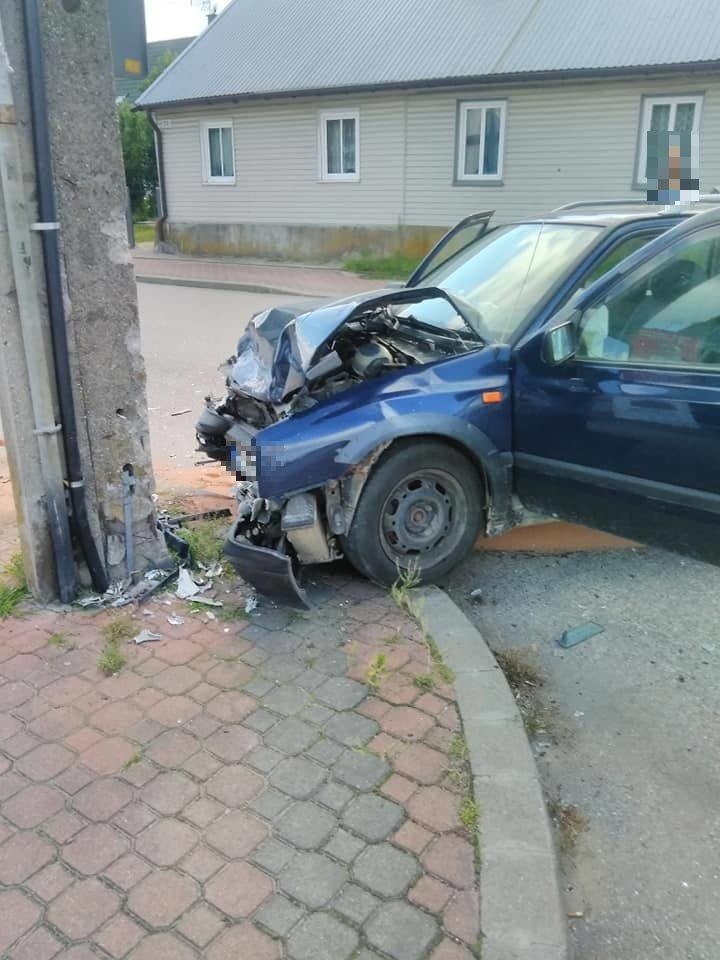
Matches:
[[223, 519, 311, 610]]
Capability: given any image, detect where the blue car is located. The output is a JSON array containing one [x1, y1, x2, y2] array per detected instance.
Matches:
[[196, 201, 720, 607]]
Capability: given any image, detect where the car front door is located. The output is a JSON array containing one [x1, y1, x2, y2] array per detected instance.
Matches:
[[513, 221, 720, 563]]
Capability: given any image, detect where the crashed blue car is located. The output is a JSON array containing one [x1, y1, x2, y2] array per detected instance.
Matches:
[[196, 203, 720, 606]]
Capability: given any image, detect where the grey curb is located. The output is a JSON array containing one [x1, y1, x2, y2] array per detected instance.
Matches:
[[134, 273, 323, 297], [415, 585, 570, 960]]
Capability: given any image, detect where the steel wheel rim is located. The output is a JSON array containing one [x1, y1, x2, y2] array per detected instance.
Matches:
[[379, 467, 468, 569]]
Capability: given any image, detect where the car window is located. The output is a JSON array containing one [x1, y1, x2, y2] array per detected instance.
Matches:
[[412, 217, 492, 282], [579, 232, 664, 290], [577, 232, 720, 367], [417, 222, 602, 342]]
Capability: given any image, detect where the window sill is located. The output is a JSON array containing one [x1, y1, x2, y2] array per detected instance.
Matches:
[[319, 174, 360, 183], [453, 177, 504, 187], [203, 178, 236, 186]]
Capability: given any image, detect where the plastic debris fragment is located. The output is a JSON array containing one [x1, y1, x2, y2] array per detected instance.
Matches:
[[558, 622, 605, 648], [133, 630, 163, 645]]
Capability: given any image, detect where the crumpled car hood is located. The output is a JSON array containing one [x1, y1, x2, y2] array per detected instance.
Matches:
[[228, 286, 482, 404]]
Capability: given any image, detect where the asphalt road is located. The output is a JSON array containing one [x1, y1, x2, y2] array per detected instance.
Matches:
[[137, 283, 317, 465], [446, 546, 720, 960]]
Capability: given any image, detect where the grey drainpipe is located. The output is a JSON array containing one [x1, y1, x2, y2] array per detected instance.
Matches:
[[148, 111, 167, 244]]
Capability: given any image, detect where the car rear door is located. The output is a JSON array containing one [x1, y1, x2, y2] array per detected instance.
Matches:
[[513, 219, 720, 564]]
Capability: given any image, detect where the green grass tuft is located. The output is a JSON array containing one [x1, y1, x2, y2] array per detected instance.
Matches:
[[0, 552, 29, 619], [175, 518, 226, 567], [133, 222, 155, 244], [449, 733, 469, 763], [437, 662, 455, 685], [343, 251, 419, 280], [98, 639, 127, 676], [459, 795, 480, 833], [123, 749, 144, 769], [390, 560, 422, 616], [366, 653, 388, 692], [101, 615, 136, 645], [413, 673, 435, 692], [48, 632, 74, 649]]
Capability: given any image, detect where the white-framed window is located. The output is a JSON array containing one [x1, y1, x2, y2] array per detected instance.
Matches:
[[456, 101, 506, 182], [319, 111, 359, 181], [635, 94, 702, 185], [202, 120, 235, 184]]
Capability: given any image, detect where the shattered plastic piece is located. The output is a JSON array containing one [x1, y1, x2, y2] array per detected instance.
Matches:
[[245, 595, 258, 614], [167, 614, 185, 626], [558, 622, 605, 648], [204, 611, 217, 621], [77, 595, 103, 608], [170, 408, 192, 417], [144, 569, 165, 581], [203, 562, 224, 579], [133, 630, 163, 645], [469, 587, 484, 602], [189, 596, 223, 608], [176, 568, 200, 600], [106, 582, 129, 598], [573, 711, 585, 718]]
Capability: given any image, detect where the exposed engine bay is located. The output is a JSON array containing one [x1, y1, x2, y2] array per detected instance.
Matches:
[[197, 287, 483, 457], [195, 287, 486, 607]]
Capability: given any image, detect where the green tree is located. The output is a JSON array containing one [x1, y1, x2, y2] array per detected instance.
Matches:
[[118, 101, 157, 216], [117, 51, 177, 217]]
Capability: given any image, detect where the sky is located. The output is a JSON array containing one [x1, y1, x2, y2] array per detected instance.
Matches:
[[144, 0, 232, 42]]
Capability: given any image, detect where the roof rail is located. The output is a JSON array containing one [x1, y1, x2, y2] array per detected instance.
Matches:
[[553, 195, 720, 212]]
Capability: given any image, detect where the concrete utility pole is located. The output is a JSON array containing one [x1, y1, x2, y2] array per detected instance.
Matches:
[[0, 0, 166, 597]]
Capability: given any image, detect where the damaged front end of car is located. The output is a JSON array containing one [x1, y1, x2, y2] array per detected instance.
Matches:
[[196, 287, 496, 608]]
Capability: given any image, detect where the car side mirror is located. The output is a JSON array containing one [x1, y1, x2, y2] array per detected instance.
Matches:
[[544, 318, 577, 365]]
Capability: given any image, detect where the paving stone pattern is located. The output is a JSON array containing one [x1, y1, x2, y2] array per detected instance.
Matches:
[[0, 573, 479, 958]]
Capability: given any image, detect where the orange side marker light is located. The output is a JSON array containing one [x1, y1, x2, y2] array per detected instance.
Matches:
[[482, 390, 503, 404]]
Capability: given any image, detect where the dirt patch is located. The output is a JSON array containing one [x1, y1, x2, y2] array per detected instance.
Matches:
[[0, 444, 20, 567]]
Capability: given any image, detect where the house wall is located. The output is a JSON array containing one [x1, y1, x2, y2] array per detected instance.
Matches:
[[155, 72, 720, 260]]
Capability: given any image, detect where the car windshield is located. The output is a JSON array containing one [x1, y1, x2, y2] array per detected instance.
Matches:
[[408, 222, 604, 342]]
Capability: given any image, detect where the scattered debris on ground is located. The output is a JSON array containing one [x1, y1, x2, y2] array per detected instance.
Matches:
[[132, 629, 162, 645], [493, 646, 557, 741], [547, 795, 589, 855], [558, 621, 605, 648]]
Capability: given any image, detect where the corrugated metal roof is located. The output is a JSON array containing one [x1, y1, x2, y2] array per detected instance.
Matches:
[[137, 0, 720, 108]]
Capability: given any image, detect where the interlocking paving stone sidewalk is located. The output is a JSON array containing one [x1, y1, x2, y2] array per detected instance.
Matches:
[[0, 573, 480, 959], [132, 252, 379, 299]]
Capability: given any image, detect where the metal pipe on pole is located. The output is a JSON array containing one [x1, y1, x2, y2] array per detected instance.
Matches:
[[0, 13, 75, 602], [20, 0, 109, 593]]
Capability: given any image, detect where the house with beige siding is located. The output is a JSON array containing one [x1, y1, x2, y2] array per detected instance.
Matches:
[[137, 0, 720, 261]]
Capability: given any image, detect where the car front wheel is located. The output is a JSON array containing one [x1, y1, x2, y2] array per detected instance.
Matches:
[[342, 441, 484, 587]]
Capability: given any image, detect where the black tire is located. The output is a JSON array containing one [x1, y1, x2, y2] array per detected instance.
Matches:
[[342, 441, 484, 587]]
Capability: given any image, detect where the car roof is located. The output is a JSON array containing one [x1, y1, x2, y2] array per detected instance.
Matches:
[[529, 197, 720, 229]]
